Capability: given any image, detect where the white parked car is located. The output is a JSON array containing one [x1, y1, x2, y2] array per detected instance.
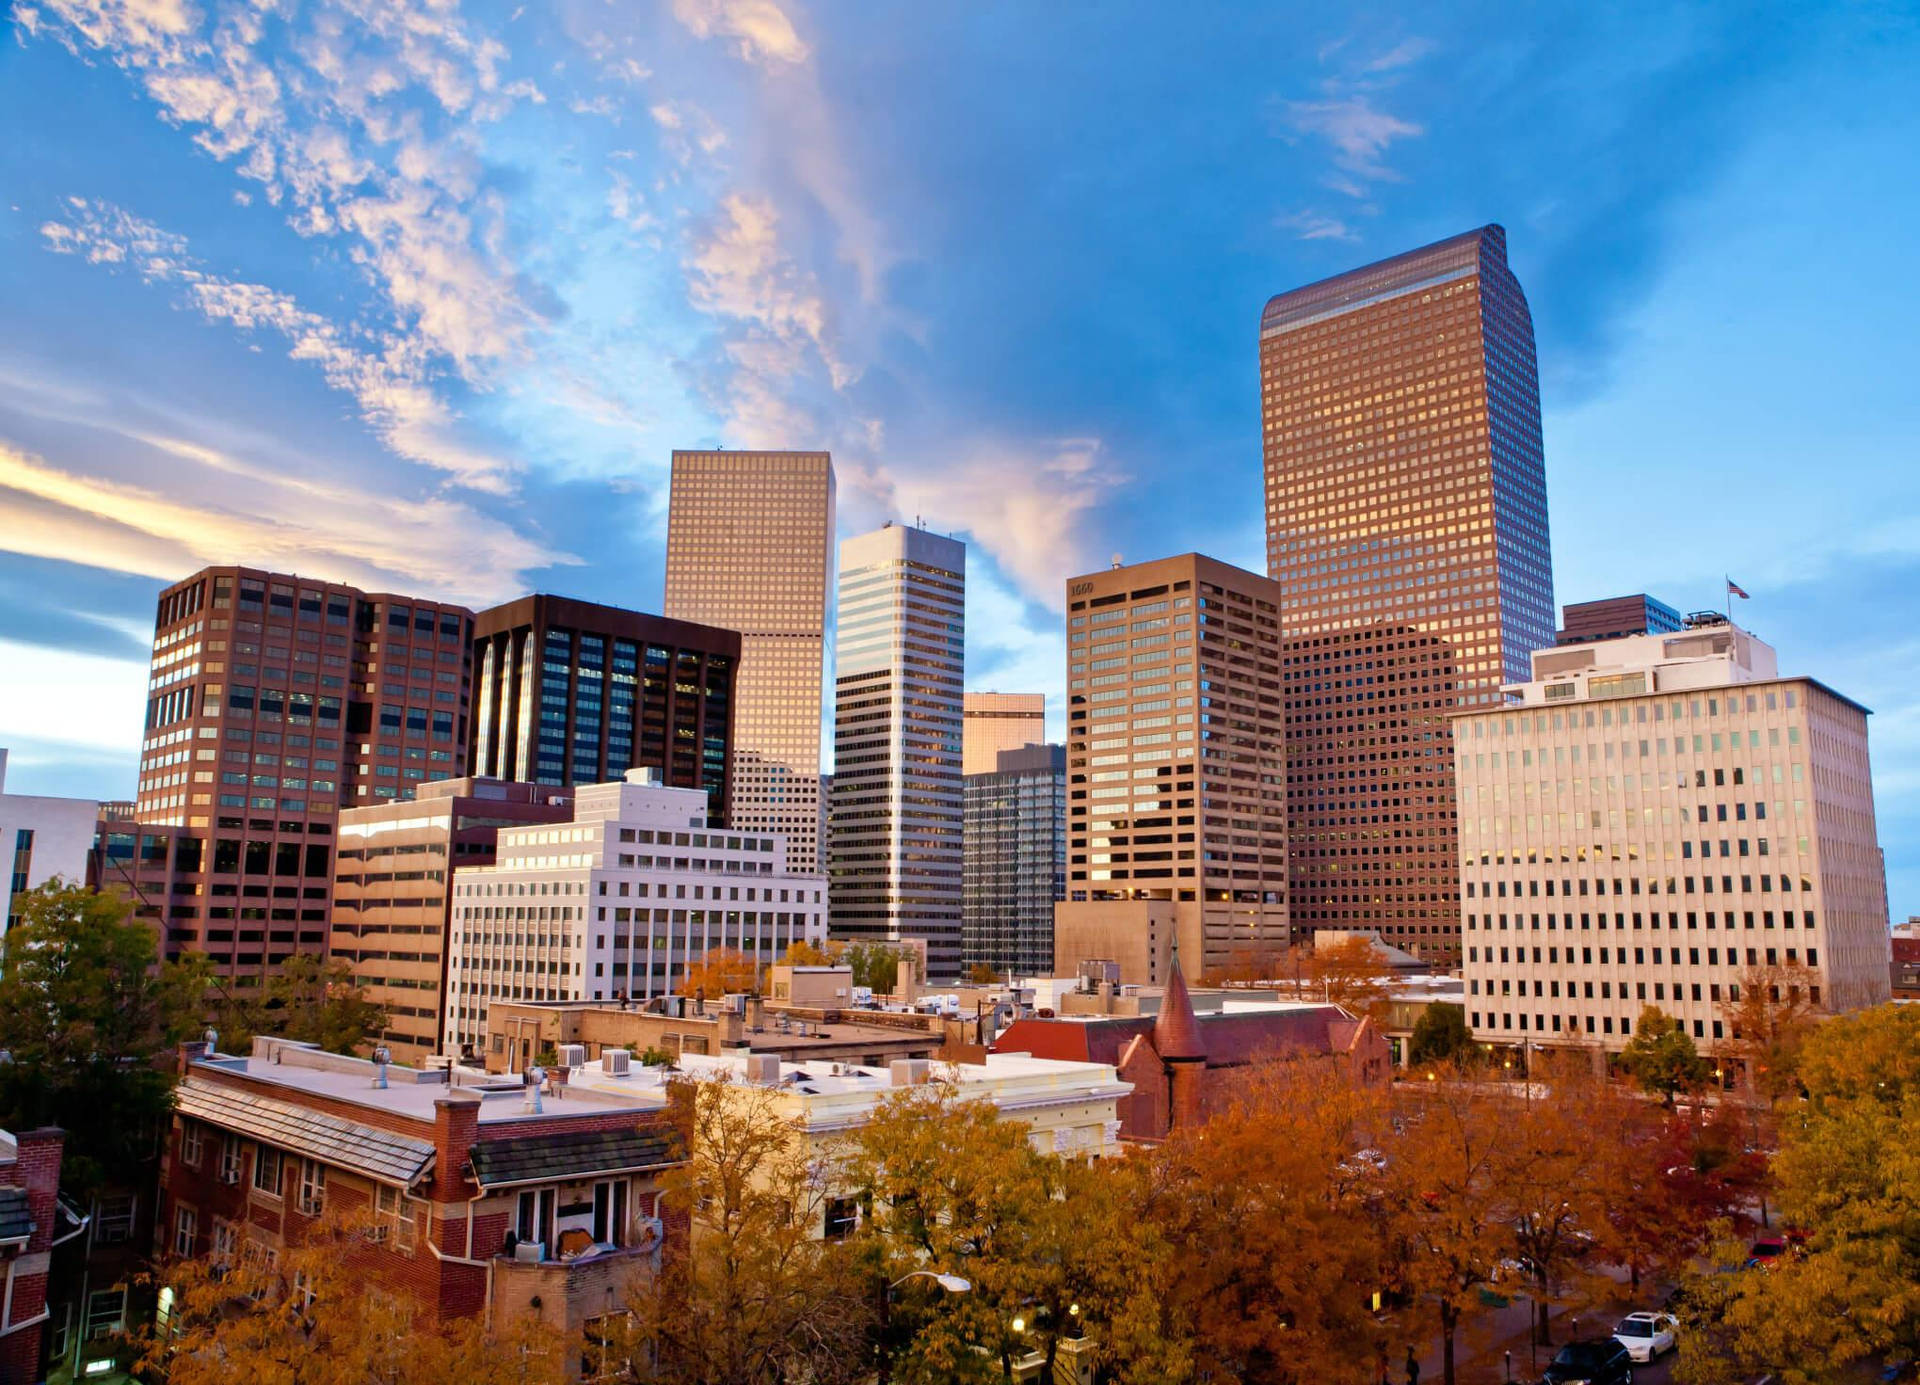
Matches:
[[1612, 1310, 1678, 1362]]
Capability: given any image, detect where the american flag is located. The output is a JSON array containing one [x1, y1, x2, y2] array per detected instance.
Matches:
[[1727, 578, 1750, 600]]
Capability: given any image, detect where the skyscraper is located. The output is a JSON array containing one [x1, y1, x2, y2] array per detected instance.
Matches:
[[829, 523, 965, 980], [101, 566, 473, 979], [961, 692, 1047, 775], [665, 450, 836, 871], [1261, 225, 1554, 960], [1053, 554, 1289, 984], [468, 595, 738, 821], [1556, 593, 1684, 645], [963, 743, 1065, 978]]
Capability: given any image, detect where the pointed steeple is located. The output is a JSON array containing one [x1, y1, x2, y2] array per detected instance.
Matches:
[[1153, 935, 1205, 1062]]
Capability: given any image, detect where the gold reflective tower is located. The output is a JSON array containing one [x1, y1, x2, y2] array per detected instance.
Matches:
[[665, 450, 835, 870], [1260, 226, 1554, 962]]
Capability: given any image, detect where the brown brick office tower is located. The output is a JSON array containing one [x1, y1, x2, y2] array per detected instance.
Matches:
[[1054, 554, 1289, 984], [95, 567, 474, 982], [1261, 227, 1555, 962]]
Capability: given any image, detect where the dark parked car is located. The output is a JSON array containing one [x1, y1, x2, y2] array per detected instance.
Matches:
[[1540, 1337, 1634, 1385]]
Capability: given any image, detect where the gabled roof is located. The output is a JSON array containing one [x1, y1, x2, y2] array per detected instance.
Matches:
[[0, 1187, 31, 1246], [176, 1080, 436, 1188], [469, 1126, 681, 1190]]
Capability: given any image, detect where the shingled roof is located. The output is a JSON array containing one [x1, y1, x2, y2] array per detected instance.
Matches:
[[995, 1004, 1369, 1071], [469, 1126, 682, 1189], [0, 1188, 31, 1246]]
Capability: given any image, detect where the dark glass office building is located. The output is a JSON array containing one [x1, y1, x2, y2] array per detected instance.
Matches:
[[963, 743, 1065, 978], [1261, 225, 1555, 961], [468, 595, 739, 820]]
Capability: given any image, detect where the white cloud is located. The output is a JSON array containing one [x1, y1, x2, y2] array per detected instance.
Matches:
[[670, 0, 809, 68], [0, 640, 149, 759], [40, 199, 517, 490], [0, 436, 565, 606], [1285, 96, 1424, 184], [1279, 210, 1360, 242]]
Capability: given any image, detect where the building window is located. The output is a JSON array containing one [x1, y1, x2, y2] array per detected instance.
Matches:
[[297, 1158, 326, 1216], [219, 1136, 244, 1184], [211, 1219, 237, 1269], [93, 1193, 136, 1245], [591, 1179, 629, 1247], [180, 1121, 205, 1168], [172, 1204, 197, 1258], [823, 1196, 859, 1241], [85, 1288, 127, 1340], [252, 1145, 284, 1197]]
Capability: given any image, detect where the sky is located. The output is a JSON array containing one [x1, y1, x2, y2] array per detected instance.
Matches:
[[1, 1, 1916, 915]]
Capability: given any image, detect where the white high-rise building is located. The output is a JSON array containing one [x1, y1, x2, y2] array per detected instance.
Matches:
[[444, 770, 827, 1056], [665, 450, 835, 872], [0, 748, 100, 936], [1459, 616, 1891, 1059], [829, 523, 965, 980]]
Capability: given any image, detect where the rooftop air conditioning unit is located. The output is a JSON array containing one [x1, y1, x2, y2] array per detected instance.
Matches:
[[513, 1241, 545, 1263], [603, 1049, 632, 1077], [557, 1043, 587, 1069]]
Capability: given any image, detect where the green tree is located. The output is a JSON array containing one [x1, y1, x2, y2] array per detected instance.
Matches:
[[1619, 1005, 1710, 1106], [0, 882, 199, 1191], [197, 953, 388, 1056], [1408, 1001, 1474, 1067], [1674, 1005, 1920, 1385], [843, 941, 917, 994]]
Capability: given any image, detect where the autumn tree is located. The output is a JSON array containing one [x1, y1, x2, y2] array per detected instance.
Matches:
[[1385, 1068, 1519, 1385], [614, 1075, 871, 1384], [0, 882, 201, 1191], [1303, 934, 1396, 1023], [1501, 1057, 1637, 1345], [1141, 1057, 1389, 1383], [1199, 945, 1286, 988], [1596, 1100, 1759, 1291], [1619, 1005, 1710, 1106], [680, 947, 764, 1000], [965, 961, 1002, 985], [782, 938, 840, 967], [142, 1208, 571, 1384], [1408, 1002, 1474, 1068], [1720, 963, 1822, 1106], [844, 1081, 1171, 1385], [1675, 1004, 1920, 1385]]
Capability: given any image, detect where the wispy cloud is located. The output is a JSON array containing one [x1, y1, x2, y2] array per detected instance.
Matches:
[[1278, 210, 1360, 242], [40, 198, 516, 491], [1277, 35, 1430, 236], [0, 435, 565, 605], [670, 0, 810, 68], [1284, 95, 1424, 185]]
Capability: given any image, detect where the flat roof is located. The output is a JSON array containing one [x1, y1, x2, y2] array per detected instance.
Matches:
[[191, 1039, 667, 1125]]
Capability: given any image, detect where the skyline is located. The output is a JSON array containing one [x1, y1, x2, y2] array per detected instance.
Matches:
[[1, 2, 1916, 916]]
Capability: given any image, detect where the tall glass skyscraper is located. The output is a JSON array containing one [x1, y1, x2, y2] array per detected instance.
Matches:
[[829, 522, 965, 980], [665, 450, 836, 871], [1261, 225, 1554, 961]]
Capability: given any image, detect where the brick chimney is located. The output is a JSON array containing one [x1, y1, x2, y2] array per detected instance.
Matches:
[[431, 1091, 483, 1203], [11, 1127, 65, 1257]]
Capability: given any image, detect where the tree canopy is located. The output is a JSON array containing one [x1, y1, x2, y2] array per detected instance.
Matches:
[[1619, 1005, 1711, 1105]]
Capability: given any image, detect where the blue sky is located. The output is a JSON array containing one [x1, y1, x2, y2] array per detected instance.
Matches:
[[1, 1, 1916, 915]]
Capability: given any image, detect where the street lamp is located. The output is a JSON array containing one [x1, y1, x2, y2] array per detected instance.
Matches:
[[1011, 1316, 1027, 1334]]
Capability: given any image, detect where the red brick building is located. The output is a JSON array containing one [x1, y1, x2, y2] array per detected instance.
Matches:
[[157, 1037, 683, 1351], [0, 1127, 63, 1385], [992, 954, 1389, 1141]]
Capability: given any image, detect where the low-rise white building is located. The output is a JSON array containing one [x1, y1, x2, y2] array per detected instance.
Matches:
[[444, 770, 828, 1055], [0, 747, 101, 935], [1458, 617, 1891, 1056]]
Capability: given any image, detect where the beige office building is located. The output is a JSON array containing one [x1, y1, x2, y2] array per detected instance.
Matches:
[[665, 450, 835, 872], [962, 692, 1046, 775], [1459, 617, 1892, 1056], [1054, 554, 1289, 984]]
